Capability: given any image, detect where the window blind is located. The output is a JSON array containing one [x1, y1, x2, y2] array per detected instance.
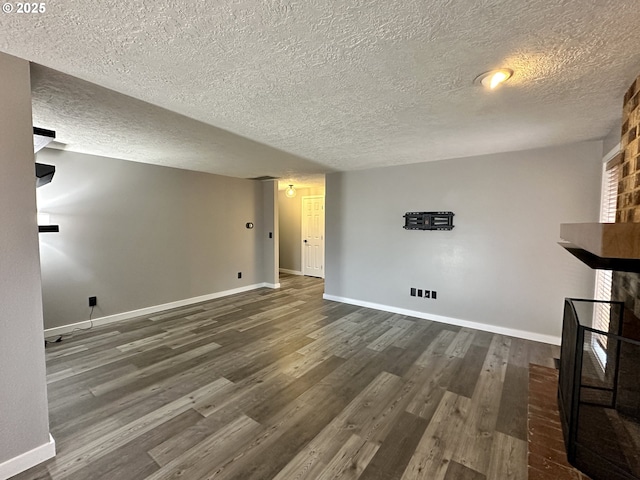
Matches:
[[593, 159, 620, 348]]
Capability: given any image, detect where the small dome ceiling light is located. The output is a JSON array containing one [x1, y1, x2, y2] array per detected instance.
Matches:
[[285, 185, 297, 198], [474, 68, 514, 90]]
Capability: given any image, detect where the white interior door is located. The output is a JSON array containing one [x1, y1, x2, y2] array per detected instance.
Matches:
[[302, 195, 325, 278]]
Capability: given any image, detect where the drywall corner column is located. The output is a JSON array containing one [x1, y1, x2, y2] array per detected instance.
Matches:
[[262, 180, 279, 286], [0, 52, 54, 478]]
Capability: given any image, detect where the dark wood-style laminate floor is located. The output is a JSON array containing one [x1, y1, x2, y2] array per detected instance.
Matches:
[[14, 274, 559, 480]]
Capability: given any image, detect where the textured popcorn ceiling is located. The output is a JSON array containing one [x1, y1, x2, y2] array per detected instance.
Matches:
[[29, 64, 325, 181], [2, 0, 640, 179]]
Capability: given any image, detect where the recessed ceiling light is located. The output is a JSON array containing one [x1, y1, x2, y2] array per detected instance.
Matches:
[[474, 68, 514, 90]]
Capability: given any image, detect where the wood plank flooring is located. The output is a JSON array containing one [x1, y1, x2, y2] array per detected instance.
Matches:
[[13, 274, 559, 480]]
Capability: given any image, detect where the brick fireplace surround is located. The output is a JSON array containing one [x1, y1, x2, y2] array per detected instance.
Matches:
[[612, 76, 640, 434], [614, 75, 640, 320]]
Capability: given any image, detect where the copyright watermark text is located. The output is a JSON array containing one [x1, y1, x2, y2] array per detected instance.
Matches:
[[3, 3, 47, 13]]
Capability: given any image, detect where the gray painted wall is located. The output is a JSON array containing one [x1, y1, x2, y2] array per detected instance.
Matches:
[[0, 53, 51, 467], [325, 141, 603, 340], [36, 148, 266, 330], [278, 190, 302, 272], [262, 180, 279, 285], [278, 186, 325, 272]]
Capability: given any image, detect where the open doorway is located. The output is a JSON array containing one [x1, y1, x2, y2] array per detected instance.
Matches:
[[278, 178, 325, 278]]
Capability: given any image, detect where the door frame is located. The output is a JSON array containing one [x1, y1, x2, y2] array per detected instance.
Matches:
[[300, 195, 325, 278]]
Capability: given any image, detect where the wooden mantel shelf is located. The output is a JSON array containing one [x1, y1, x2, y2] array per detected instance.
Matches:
[[560, 223, 640, 260]]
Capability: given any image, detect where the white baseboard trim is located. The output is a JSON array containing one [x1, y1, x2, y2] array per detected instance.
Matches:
[[279, 268, 303, 276], [44, 283, 270, 337], [0, 434, 55, 480], [322, 294, 561, 346]]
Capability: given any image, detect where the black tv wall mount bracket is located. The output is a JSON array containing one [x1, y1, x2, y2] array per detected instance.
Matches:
[[403, 211, 455, 231]]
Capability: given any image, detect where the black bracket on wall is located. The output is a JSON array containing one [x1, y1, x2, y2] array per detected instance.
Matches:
[[403, 211, 455, 231]]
